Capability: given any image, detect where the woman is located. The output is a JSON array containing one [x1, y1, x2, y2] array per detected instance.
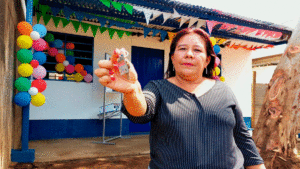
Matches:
[[95, 28, 265, 169]]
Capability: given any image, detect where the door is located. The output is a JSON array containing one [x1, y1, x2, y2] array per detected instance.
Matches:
[[129, 46, 164, 133]]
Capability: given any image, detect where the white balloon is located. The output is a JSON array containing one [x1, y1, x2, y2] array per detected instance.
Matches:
[[28, 87, 38, 96], [58, 49, 64, 54], [30, 31, 40, 40], [63, 60, 69, 66]]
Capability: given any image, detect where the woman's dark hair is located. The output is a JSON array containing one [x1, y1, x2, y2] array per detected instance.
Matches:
[[165, 28, 217, 79]]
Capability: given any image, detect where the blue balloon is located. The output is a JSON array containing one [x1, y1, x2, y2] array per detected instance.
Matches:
[[54, 39, 63, 48], [213, 45, 221, 54], [33, 52, 47, 65], [14, 92, 31, 107], [84, 65, 93, 74], [33, 24, 47, 38], [66, 56, 75, 65]]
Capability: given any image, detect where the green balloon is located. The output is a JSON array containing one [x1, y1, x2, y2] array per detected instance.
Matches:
[[17, 49, 33, 63], [14, 77, 31, 92], [44, 33, 54, 42], [66, 50, 74, 56]]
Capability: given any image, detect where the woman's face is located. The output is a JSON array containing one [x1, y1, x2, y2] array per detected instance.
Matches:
[[171, 33, 211, 80]]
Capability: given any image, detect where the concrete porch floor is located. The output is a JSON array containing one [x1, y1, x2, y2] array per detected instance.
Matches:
[[27, 135, 150, 163]]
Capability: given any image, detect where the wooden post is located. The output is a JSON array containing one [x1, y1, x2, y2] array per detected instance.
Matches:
[[251, 71, 256, 128]]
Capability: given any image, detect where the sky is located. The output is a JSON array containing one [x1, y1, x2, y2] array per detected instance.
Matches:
[[175, 0, 300, 58]]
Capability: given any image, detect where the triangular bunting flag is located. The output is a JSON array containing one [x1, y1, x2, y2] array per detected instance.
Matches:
[[90, 25, 99, 37], [99, 27, 107, 33], [33, 0, 39, 10], [124, 23, 134, 29], [108, 28, 116, 39], [75, 12, 85, 22], [133, 6, 144, 12], [123, 4, 133, 15], [61, 18, 70, 28], [162, 12, 172, 24], [71, 20, 81, 32], [206, 20, 217, 34], [171, 9, 181, 19], [196, 19, 205, 28], [160, 30, 168, 42], [51, 7, 61, 17], [144, 27, 152, 38], [36, 13, 42, 24], [167, 32, 177, 42], [81, 22, 90, 33], [180, 16, 189, 27], [97, 17, 107, 27], [108, 20, 117, 27], [40, 4, 50, 17], [150, 10, 162, 21], [188, 18, 198, 28], [125, 31, 132, 36], [116, 30, 125, 39], [99, 0, 111, 8], [152, 29, 160, 37], [43, 14, 52, 26], [143, 9, 153, 25], [111, 1, 123, 12], [52, 16, 61, 28], [63, 6, 74, 20]]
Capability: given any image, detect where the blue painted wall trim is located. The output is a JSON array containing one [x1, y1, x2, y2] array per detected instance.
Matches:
[[29, 119, 135, 140], [29, 118, 253, 140]]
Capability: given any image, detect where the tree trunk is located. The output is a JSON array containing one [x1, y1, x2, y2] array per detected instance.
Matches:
[[252, 20, 300, 169]]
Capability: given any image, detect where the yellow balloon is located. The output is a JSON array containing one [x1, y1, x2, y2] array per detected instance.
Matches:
[[31, 92, 46, 107], [17, 35, 33, 49], [18, 63, 33, 77], [210, 37, 216, 46], [220, 76, 225, 82], [212, 67, 220, 76], [55, 63, 65, 72], [74, 73, 83, 82]]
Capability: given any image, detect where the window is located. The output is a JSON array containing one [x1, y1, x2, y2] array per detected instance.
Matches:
[[42, 31, 94, 82]]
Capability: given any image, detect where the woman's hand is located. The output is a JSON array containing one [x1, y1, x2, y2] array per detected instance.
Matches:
[[94, 48, 140, 94]]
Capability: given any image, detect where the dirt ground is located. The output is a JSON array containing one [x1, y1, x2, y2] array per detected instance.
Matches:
[[11, 154, 151, 169]]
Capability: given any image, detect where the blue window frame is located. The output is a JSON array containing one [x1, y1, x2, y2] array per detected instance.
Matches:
[[42, 31, 94, 82]]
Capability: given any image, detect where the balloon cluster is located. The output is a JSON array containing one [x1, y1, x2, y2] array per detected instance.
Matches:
[[43, 33, 93, 83], [14, 22, 48, 107], [210, 37, 225, 82]]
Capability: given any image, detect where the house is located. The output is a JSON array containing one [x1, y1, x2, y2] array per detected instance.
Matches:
[[0, 0, 293, 167]]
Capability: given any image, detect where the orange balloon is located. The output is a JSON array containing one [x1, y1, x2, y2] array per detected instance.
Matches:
[[17, 21, 33, 36], [80, 70, 87, 76], [56, 53, 66, 63], [75, 64, 84, 73]]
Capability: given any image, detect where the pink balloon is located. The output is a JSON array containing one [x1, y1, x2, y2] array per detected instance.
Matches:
[[32, 38, 47, 51], [84, 74, 93, 83], [48, 48, 58, 57], [214, 57, 220, 68], [32, 65, 46, 79], [65, 64, 75, 74]]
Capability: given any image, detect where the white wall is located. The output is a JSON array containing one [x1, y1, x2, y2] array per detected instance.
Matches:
[[29, 16, 253, 119], [252, 66, 276, 84], [221, 47, 253, 117], [29, 16, 170, 120]]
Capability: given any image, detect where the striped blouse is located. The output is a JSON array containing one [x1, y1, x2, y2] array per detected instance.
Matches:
[[121, 79, 264, 169]]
